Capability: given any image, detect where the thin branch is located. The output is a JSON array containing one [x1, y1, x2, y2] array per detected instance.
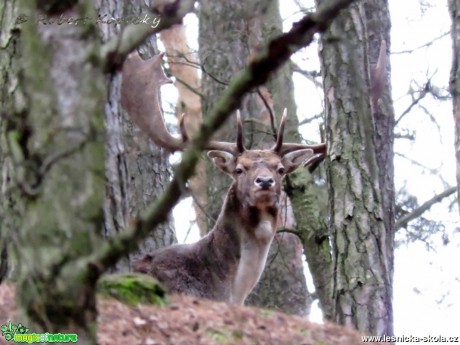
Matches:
[[395, 81, 431, 126], [299, 112, 324, 126], [395, 186, 457, 230], [395, 152, 440, 175], [189, 187, 218, 225], [171, 74, 204, 99], [255, 88, 277, 140], [399, 227, 438, 252], [200, 54, 230, 86], [392, 31, 450, 55], [292, 62, 322, 88], [394, 131, 415, 141], [90, 0, 355, 276], [277, 228, 301, 237]]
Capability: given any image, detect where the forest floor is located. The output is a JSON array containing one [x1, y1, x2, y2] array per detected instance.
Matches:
[[0, 282, 374, 345]]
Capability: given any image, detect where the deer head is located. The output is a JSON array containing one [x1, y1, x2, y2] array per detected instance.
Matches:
[[207, 109, 324, 211], [122, 52, 326, 304]]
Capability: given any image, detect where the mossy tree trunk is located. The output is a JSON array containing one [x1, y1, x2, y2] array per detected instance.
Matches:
[[318, 0, 394, 335], [4, 1, 105, 342], [96, 0, 176, 273], [449, 0, 460, 217], [0, 0, 22, 283], [285, 169, 333, 319]]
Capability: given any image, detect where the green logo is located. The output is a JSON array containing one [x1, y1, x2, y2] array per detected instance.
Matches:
[[1, 321, 29, 341], [1, 321, 78, 343]]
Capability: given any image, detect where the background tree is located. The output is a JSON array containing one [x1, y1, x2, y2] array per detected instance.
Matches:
[[449, 0, 460, 216], [96, 0, 176, 273], [318, 0, 394, 335]]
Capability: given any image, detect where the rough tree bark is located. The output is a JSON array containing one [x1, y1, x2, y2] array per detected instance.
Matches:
[[96, 0, 176, 273], [9, 1, 106, 342], [318, 0, 394, 336], [449, 0, 460, 216], [285, 167, 333, 319], [0, 0, 22, 283], [199, 0, 311, 315], [364, 0, 395, 300]]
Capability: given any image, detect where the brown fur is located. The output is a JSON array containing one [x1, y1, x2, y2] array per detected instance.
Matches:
[[132, 149, 313, 304]]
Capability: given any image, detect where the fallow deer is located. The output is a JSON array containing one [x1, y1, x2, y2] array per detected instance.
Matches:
[[121, 53, 326, 304]]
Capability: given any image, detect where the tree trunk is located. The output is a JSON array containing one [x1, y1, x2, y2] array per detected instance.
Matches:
[[7, 1, 106, 342], [363, 0, 395, 303], [96, 0, 176, 273], [263, 0, 334, 319], [0, 0, 22, 283], [199, 0, 311, 315], [318, 0, 394, 335], [198, 0, 253, 229], [285, 169, 333, 319], [449, 0, 460, 217]]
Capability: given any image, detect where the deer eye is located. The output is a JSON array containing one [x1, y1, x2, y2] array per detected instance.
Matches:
[[235, 167, 244, 175], [278, 167, 286, 175]]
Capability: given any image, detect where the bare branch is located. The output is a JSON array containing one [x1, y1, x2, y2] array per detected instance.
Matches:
[[394, 131, 415, 141], [299, 112, 324, 126], [90, 0, 355, 276], [255, 88, 277, 139], [292, 63, 322, 88], [395, 81, 431, 126], [392, 31, 450, 55], [173, 74, 204, 99], [395, 152, 440, 175], [396, 186, 457, 230]]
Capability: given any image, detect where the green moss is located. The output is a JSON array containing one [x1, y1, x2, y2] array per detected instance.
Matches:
[[205, 328, 241, 344], [204, 327, 244, 344], [206, 329, 228, 344], [257, 308, 275, 317], [297, 327, 310, 337], [97, 273, 167, 306]]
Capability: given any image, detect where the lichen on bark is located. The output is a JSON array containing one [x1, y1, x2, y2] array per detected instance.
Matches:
[[10, 0, 106, 341], [318, 0, 394, 335]]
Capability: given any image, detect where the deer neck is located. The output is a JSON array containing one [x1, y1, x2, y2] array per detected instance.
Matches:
[[210, 183, 278, 304]]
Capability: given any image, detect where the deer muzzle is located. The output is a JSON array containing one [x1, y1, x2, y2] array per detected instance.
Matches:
[[254, 176, 275, 190]]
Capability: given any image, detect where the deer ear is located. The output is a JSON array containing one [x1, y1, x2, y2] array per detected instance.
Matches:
[[207, 151, 237, 174], [281, 149, 314, 173]]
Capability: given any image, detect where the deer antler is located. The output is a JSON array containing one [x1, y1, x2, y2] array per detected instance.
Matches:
[[272, 108, 327, 165], [121, 53, 243, 155]]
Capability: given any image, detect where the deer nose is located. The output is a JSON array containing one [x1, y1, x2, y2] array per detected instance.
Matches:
[[255, 176, 275, 189]]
